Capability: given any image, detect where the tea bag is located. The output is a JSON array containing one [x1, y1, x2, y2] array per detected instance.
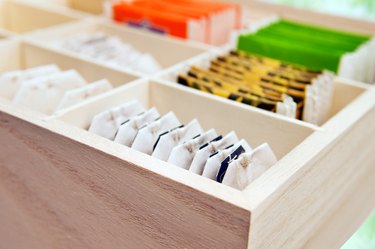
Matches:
[[114, 108, 160, 146], [168, 129, 218, 169], [61, 32, 162, 75], [222, 143, 277, 190], [202, 139, 251, 180], [190, 131, 239, 175], [276, 94, 297, 119], [152, 119, 203, 161], [131, 112, 181, 154], [13, 70, 87, 114], [216, 144, 246, 183], [55, 79, 113, 112], [0, 64, 61, 100], [88, 100, 145, 140]]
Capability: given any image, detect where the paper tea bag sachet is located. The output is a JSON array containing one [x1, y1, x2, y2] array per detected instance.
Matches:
[[114, 108, 160, 146], [168, 129, 218, 169], [131, 112, 181, 155], [190, 131, 239, 175], [202, 139, 251, 180], [88, 100, 145, 140], [222, 143, 277, 190], [152, 119, 203, 161], [13, 70, 86, 114], [55, 79, 113, 112], [0, 64, 61, 100]]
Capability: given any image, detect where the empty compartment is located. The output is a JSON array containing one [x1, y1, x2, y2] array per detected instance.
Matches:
[[0, 0, 82, 34], [158, 48, 369, 126], [24, 19, 210, 76]]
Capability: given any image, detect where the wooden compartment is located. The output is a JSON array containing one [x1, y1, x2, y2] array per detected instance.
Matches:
[[0, 0, 84, 34], [1, 72, 375, 248], [0, 1, 375, 249], [0, 39, 140, 117], [24, 19, 211, 77]]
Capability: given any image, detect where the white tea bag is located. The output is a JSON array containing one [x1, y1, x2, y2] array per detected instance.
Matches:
[[13, 70, 87, 114], [131, 112, 181, 154], [222, 143, 277, 190], [152, 119, 203, 161], [114, 108, 160, 146], [276, 94, 297, 119], [202, 139, 251, 180], [168, 129, 218, 169], [55, 79, 113, 112], [189, 131, 239, 175], [0, 64, 61, 100], [88, 100, 145, 140]]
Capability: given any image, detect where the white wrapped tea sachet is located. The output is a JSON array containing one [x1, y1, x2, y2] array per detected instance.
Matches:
[[152, 119, 203, 161], [88, 100, 145, 140], [202, 139, 251, 180], [276, 94, 297, 119], [222, 143, 277, 190], [0, 64, 61, 99], [13, 70, 87, 114], [60, 32, 162, 75], [114, 108, 160, 146], [168, 129, 218, 169], [189, 131, 239, 175], [131, 112, 181, 154], [55, 79, 113, 112]]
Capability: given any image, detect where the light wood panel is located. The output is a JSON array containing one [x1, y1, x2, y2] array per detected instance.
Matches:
[[0, 101, 251, 249], [0, 0, 82, 34], [243, 84, 375, 249]]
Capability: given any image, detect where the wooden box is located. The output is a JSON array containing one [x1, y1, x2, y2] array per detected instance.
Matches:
[[1, 2, 375, 249]]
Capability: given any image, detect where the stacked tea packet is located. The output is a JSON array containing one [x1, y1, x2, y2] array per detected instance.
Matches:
[[113, 0, 242, 45], [88, 100, 277, 190], [177, 50, 334, 125], [238, 19, 375, 83]]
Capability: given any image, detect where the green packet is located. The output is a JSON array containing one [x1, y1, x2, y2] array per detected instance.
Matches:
[[342, 213, 375, 249], [277, 19, 370, 44], [237, 19, 371, 73], [238, 34, 343, 72], [255, 26, 364, 52]]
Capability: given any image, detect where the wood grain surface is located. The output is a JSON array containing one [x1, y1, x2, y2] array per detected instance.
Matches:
[[0, 109, 250, 249]]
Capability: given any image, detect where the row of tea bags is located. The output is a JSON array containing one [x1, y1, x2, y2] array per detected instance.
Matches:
[[177, 50, 334, 125], [59, 32, 162, 75], [112, 0, 241, 45], [88, 100, 277, 190], [0, 64, 113, 114], [238, 19, 375, 83]]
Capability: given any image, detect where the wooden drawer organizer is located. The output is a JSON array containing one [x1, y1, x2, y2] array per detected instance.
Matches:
[[1, 1, 375, 249]]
